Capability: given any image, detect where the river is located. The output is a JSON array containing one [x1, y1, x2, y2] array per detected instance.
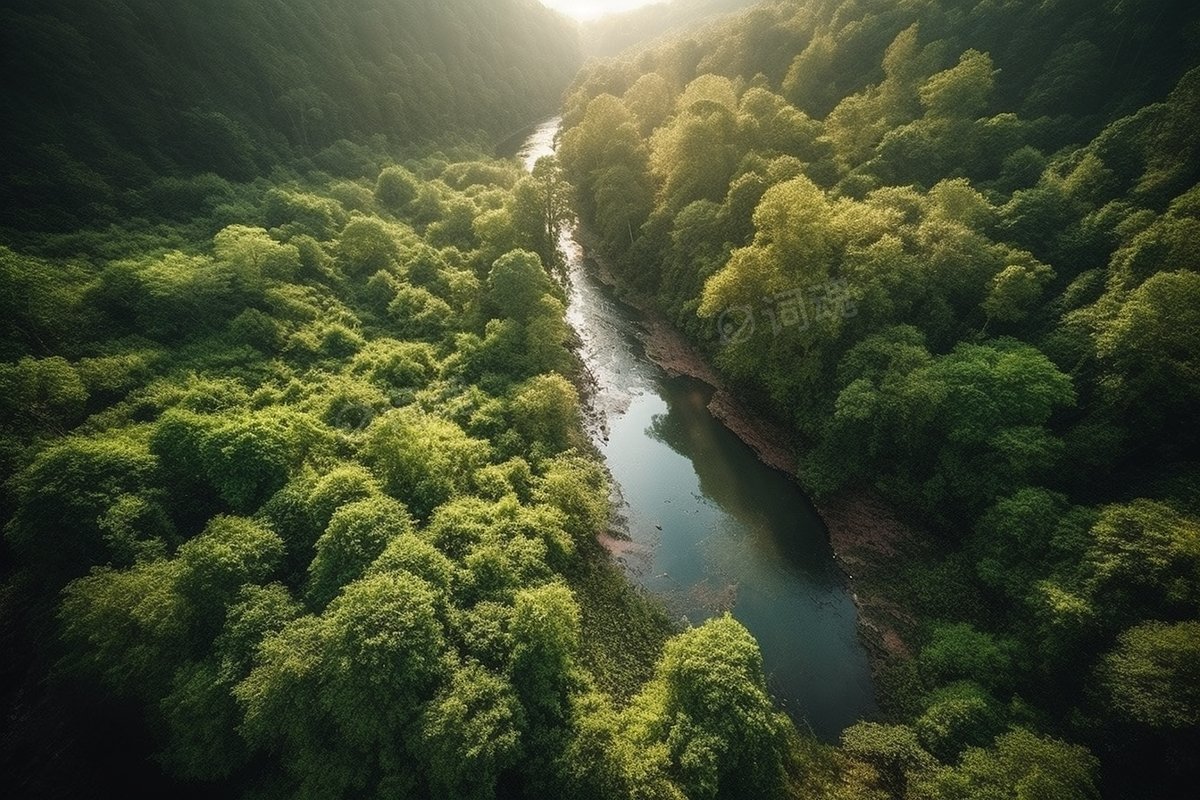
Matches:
[[512, 118, 877, 741]]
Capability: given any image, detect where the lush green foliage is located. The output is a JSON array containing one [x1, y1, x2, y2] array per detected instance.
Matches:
[[5, 0, 1199, 797], [0, 148, 525, 789], [0, 124, 812, 796], [560, 0, 1200, 796]]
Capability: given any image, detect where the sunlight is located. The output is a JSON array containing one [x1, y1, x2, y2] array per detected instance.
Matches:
[[540, 0, 663, 21]]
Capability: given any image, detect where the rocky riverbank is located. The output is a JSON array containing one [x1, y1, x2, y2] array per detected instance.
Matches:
[[574, 225, 916, 668]]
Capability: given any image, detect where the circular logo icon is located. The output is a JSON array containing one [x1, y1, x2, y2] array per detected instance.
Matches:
[[326, 400, 378, 433], [717, 305, 755, 345]]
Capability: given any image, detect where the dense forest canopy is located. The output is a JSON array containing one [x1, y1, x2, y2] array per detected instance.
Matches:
[[1, 2, 817, 796], [2, 0, 1199, 798], [0, 0, 581, 231], [559, 0, 1200, 796], [0, 140, 722, 797]]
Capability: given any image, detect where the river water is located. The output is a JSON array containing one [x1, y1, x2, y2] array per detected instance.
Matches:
[[512, 119, 876, 740]]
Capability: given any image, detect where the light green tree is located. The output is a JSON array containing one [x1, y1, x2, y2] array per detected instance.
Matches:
[[1097, 620, 1200, 730], [418, 663, 524, 800], [486, 249, 554, 322], [375, 165, 419, 214], [624, 615, 789, 800], [919, 50, 997, 119], [306, 495, 414, 608], [363, 407, 491, 518]]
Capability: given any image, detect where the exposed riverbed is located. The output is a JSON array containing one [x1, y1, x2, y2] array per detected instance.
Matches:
[[513, 119, 878, 741]]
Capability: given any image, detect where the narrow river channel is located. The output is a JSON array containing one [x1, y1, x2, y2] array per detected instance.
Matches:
[[512, 118, 877, 741]]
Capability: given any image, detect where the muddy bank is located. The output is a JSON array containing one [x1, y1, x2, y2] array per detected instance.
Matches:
[[575, 227, 915, 668], [820, 490, 917, 661], [578, 233, 798, 474]]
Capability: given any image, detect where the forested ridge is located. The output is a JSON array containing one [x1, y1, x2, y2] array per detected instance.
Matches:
[[559, 0, 1200, 797], [579, 0, 760, 59], [0, 0, 580, 231]]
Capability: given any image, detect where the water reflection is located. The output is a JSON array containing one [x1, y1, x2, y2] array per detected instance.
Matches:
[[514, 118, 877, 740]]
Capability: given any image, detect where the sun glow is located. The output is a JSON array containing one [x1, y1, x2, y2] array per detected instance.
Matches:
[[539, 1, 663, 22]]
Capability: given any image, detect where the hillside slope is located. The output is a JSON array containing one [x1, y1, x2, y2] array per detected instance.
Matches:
[[580, 0, 759, 58], [0, 0, 581, 230]]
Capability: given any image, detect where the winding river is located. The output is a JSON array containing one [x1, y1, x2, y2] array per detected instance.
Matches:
[[511, 119, 876, 741]]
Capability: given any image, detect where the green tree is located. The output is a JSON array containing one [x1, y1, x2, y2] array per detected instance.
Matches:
[[699, 175, 838, 333], [362, 407, 491, 518], [623, 72, 674, 135], [375, 165, 419, 214], [6, 434, 159, 575], [510, 373, 581, 456], [213, 224, 299, 284], [387, 284, 453, 340], [919, 50, 997, 119], [909, 728, 1099, 800], [369, 533, 455, 593], [418, 663, 524, 800], [1096, 620, 1200, 730], [593, 163, 656, 254], [96, 493, 175, 566], [510, 157, 575, 270], [918, 623, 1014, 694], [306, 495, 414, 608], [983, 263, 1053, 327], [486, 249, 553, 323], [624, 615, 789, 800], [559, 94, 652, 231], [915, 681, 1005, 762], [234, 614, 327, 760], [59, 559, 187, 700], [970, 488, 1094, 604], [214, 583, 302, 681], [157, 659, 246, 780], [176, 516, 285, 637], [817, 336, 1076, 515], [201, 412, 310, 513], [0, 355, 88, 433], [1081, 500, 1200, 628], [509, 583, 581, 723], [338, 216, 399, 277], [651, 98, 740, 211], [533, 452, 610, 544], [1094, 270, 1200, 446], [737, 88, 824, 160], [320, 573, 446, 748], [840, 722, 935, 796], [306, 464, 381, 533]]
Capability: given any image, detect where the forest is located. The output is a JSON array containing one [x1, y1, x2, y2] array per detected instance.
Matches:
[[558, 0, 1199, 797], [578, 0, 760, 59], [2, 0, 1198, 798], [0, 0, 580, 231]]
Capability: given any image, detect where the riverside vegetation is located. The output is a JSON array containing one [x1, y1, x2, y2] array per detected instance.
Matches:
[[2, 0, 1198, 799], [558, 0, 1200, 797]]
